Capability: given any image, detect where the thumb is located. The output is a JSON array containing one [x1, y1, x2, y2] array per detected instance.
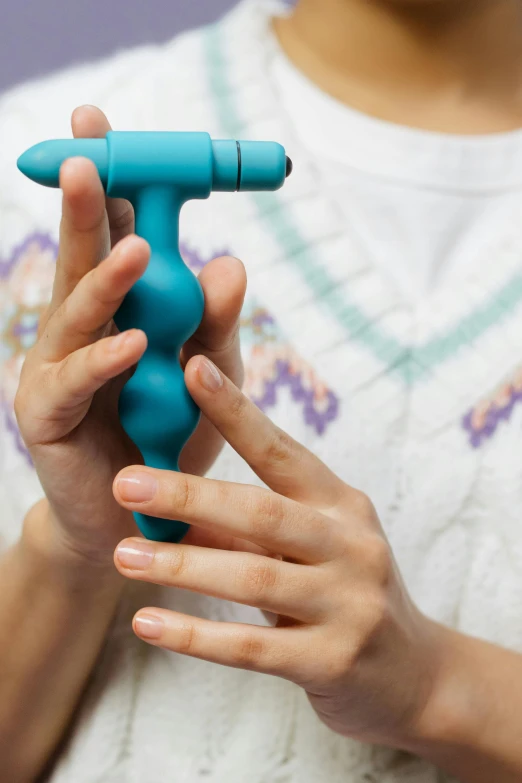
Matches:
[[180, 255, 246, 387], [178, 255, 246, 476]]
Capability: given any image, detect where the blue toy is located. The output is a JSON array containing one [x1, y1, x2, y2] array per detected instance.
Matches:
[[18, 131, 292, 542]]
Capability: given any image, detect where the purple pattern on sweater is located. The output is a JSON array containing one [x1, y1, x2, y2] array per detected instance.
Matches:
[[251, 359, 339, 436], [462, 386, 522, 448], [0, 232, 57, 279], [0, 235, 218, 279], [251, 310, 276, 328], [180, 243, 228, 271], [180, 244, 339, 435], [2, 234, 339, 469]]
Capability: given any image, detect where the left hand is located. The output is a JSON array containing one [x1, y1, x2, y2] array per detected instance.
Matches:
[[112, 355, 445, 749], [17, 104, 245, 570]]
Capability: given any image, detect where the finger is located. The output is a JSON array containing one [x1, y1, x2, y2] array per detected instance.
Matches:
[[40, 234, 149, 362], [115, 538, 324, 622], [55, 329, 146, 407], [25, 330, 147, 446], [131, 608, 310, 681], [182, 526, 273, 556], [113, 469, 341, 563], [46, 156, 110, 322], [179, 256, 246, 475], [185, 356, 345, 511], [180, 255, 246, 380], [71, 105, 135, 246]]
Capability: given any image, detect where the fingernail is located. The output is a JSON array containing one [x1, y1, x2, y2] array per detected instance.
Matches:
[[117, 472, 158, 503], [116, 539, 155, 569], [198, 357, 223, 392], [134, 613, 164, 640], [109, 330, 134, 353]]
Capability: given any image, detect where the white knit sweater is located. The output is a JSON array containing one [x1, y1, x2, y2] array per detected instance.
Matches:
[[2, 1, 522, 780]]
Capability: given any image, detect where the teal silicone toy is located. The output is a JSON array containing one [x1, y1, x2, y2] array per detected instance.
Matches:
[[18, 131, 291, 542]]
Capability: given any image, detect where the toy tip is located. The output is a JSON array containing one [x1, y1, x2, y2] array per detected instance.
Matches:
[[17, 138, 109, 189], [17, 148, 33, 178], [285, 156, 293, 178], [17, 141, 62, 187]]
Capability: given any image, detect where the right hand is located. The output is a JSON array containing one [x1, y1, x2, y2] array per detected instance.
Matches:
[[15, 105, 246, 570]]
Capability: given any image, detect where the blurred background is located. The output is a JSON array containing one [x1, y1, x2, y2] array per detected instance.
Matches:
[[0, 0, 238, 93]]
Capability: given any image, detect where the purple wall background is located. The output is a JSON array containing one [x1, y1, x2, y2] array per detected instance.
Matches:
[[0, 0, 238, 93]]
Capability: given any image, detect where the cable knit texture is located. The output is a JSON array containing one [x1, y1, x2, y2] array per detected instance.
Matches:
[[2, 1, 522, 780]]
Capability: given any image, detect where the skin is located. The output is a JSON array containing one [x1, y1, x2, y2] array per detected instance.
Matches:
[[112, 358, 522, 782], [0, 105, 245, 782], [109, 1, 522, 780], [274, 0, 522, 133], [4, 0, 522, 780]]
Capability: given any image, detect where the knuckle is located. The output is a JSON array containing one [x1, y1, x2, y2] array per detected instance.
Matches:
[[172, 475, 198, 514], [87, 266, 115, 309], [38, 364, 55, 396], [248, 489, 284, 539], [89, 265, 105, 300], [231, 631, 265, 669], [110, 205, 134, 233], [61, 281, 100, 337], [263, 427, 296, 467], [239, 558, 278, 599], [363, 592, 389, 637], [363, 534, 392, 586], [325, 643, 359, 682], [86, 340, 109, 384], [54, 353, 74, 389], [91, 264, 119, 307], [56, 297, 79, 336], [176, 622, 197, 655], [352, 490, 376, 520], [335, 530, 355, 561], [165, 547, 189, 580]]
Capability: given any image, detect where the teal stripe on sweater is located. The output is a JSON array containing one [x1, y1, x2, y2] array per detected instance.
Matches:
[[205, 25, 522, 384]]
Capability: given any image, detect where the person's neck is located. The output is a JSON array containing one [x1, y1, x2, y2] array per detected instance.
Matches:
[[273, 0, 522, 133]]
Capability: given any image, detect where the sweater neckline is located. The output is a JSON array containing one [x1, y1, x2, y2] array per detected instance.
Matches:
[[206, 0, 522, 413], [267, 35, 522, 193]]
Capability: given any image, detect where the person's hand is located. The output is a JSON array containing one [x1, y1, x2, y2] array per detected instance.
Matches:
[[112, 354, 446, 749], [15, 105, 245, 570]]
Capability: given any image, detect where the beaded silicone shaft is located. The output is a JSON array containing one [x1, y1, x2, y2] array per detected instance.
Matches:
[[17, 130, 290, 541]]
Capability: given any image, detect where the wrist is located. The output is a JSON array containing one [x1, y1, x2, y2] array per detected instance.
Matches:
[[405, 620, 485, 758], [20, 498, 125, 595]]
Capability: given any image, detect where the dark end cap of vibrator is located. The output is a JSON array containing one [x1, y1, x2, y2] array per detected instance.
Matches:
[[285, 156, 293, 178], [231, 141, 289, 191]]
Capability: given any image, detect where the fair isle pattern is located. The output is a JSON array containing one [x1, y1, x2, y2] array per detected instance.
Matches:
[[0, 234, 340, 461], [1, 233, 57, 466], [204, 23, 522, 385], [462, 367, 522, 448], [182, 245, 340, 435], [239, 307, 339, 435]]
